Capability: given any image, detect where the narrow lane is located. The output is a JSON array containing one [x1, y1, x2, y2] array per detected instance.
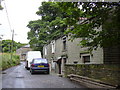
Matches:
[[2, 62, 88, 88]]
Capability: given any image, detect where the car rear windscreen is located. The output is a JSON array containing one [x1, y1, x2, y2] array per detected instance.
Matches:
[[33, 59, 48, 64]]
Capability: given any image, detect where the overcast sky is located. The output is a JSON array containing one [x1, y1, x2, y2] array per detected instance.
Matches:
[[0, 0, 47, 43]]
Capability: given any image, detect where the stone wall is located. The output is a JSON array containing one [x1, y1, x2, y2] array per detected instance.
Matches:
[[65, 64, 120, 86], [103, 46, 120, 64]]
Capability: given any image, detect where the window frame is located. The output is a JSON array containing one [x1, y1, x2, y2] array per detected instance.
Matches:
[[51, 40, 55, 54], [44, 46, 47, 55], [80, 53, 91, 64], [62, 36, 67, 51]]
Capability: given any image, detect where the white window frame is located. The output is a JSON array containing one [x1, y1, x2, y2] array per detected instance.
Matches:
[[62, 36, 67, 51], [45, 46, 47, 55], [51, 40, 55, 54]]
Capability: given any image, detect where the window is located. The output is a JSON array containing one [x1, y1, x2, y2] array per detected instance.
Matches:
[[45, 46, 47, 55], [51, 40, 55, 53], [33, 59, 48, 63], [63, 36, 67, 51], [83, 56, 90, 63], [63, 58, 67, 64], [63, 41, 66, 50]]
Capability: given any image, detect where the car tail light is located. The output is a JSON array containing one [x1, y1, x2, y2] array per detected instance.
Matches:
[[31, 64, 35, 67]]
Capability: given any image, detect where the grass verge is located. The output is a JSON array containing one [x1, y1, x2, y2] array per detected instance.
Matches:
[[0, 53, 20, 71]]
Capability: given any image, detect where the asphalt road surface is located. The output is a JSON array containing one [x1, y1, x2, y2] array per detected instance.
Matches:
[[2, 62, 88, 88]]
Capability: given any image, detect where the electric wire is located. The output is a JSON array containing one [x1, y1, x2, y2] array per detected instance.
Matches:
[[3, 0, 14, 63], [3, 0, 13, 32]]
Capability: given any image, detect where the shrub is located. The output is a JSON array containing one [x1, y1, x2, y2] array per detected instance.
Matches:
[[0, 53, 20, 70]]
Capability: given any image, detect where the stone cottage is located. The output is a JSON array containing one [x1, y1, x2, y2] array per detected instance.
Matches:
[[43, 35, 120, 76], [43, 17, 120, 75], [16, 44, 32, 60], [43, 35, 104, 74]]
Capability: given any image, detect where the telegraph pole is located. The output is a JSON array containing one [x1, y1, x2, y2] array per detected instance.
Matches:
[[0, 35, 3, 52], [3, 0, 14, 64], [10, 30, 14, 64]]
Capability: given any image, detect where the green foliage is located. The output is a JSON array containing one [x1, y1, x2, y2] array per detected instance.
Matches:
[[59, 2, 120, 49], [0, 3, 3, 10], [27, 2, 120, 52], [27, 20, 48, 53], [1, 39, 26, 53], [27, 2, 67, 52], [0, 53, 20, 70], [36, 2, 61, 20]]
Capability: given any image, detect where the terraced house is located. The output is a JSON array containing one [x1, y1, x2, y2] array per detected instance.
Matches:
[[43, 18, 120, 75], [43, 35, 120, 86], [43, 35, 104, 74], [42, 15, 120, 86]]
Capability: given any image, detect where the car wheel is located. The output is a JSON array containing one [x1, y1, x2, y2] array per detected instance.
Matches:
[[46, 70, 49, 74], [30, 69, 34, 74], [25, 61, 28, 69], [25, 67, 29, 70]]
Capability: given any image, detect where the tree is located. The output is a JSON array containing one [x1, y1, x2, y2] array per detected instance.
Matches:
[[58, 2, 120, 50], [0, 1, 3, 10], [27, 20, 48, 53], [0, 0, 3, 27], [36, 2, 68, 40], [27, 2, 67, 53], [0, 5, 3, 10], [27, 2, 120, 52], [1, 39, 25, 53]]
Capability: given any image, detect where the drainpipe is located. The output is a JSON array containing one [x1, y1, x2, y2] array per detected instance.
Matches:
[[61, 58, 65, 76]]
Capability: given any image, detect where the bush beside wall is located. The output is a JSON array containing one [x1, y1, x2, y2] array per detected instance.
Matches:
[[0, 53, 20, 70], [65, 64, 120, 86]]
